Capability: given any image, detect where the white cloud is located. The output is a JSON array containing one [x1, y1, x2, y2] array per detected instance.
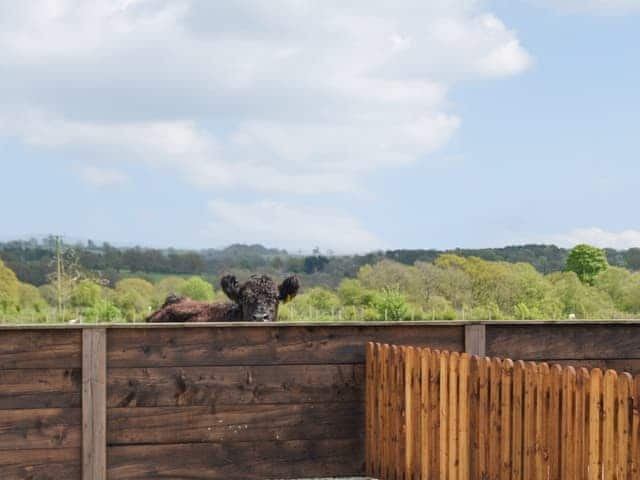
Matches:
[[0, 0, 531, 195], [207, 200, 384, 254], [79, 166, 128, 188], [541, 227, 640, 250], [529, 0, 640, 15]]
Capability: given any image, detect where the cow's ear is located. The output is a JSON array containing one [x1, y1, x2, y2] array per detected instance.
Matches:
[[278, 275, 300, 303], [221, 274, 241, 302]]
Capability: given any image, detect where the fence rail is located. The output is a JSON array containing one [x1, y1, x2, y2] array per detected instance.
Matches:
[[366, 343, 640, 480]]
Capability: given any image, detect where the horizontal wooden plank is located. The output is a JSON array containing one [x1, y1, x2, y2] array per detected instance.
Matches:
[[108, 438, 364, 479], [107, 325, 463, 367], [0, 330, 81, 369], [0, 369, 81, 409], [108, 364, 363, 407], [0, 448, 80, 479], [0, 408, 80, 451], [108, 403, 363, 445], [486, 324, 640, 360]]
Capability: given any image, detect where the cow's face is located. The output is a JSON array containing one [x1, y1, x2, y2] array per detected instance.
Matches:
[[221, 274, 299, 322]]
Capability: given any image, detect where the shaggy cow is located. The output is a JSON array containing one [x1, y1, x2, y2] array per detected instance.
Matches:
[[146, 274, 300, 323]]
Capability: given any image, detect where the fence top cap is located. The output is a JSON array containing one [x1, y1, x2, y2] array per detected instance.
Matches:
[[2, 319, 640, 330]]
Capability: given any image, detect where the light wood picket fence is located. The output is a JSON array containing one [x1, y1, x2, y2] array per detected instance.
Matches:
[[365, 343, 640, 479]]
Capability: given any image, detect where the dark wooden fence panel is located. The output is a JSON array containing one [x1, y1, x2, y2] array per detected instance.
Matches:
[[0, 329, 82, 480], [107, 364, 364, 407], [107, 324, 464, 367], [2, 322, 640, 479], [103, 324, 459, 479], [486, 324, 640, 360], [107, 438, 363, 480], [0, 329, 81, 369], [0, 448, 81, 480]]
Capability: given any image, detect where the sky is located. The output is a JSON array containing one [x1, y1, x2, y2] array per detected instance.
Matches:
[[1, 0, 639, 254]]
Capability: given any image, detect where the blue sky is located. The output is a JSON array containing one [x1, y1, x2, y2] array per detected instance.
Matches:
[[1, 0, 639, 253]]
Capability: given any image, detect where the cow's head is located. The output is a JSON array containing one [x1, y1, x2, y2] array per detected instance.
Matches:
[[220, 273, 300, 322]]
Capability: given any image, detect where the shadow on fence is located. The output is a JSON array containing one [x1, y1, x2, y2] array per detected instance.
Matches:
[[365, 343, 640, 479]]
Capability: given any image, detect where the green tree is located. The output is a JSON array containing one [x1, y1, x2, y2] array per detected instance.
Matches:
[[17, 283, 47, 312], [179, 277, 214, 301], [114, 278, 154, 321], [71, 279, 102, 308], [374, 285, 409, 321], [565, 244, 608, 285], [548, 271, 614, 318], [337, 279, 376, 307], [0, 260, 20, 312], [83, 300, 123, 323]]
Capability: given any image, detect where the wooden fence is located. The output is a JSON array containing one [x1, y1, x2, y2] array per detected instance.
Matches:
[[2, 321, 640, 479], [0, 322, 462, 480], [366, 343, 640, 479]]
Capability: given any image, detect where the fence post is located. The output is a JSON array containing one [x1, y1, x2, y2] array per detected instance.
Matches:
[[465, 324, 486, 357], [82, 328, 107, 480]]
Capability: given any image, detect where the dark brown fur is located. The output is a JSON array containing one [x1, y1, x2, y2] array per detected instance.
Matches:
[[146, 274, 299, 323]]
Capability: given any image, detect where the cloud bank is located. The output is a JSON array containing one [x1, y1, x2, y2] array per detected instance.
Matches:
[[0, 0, 532, 250]]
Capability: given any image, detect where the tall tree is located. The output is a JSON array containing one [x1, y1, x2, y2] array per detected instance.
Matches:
[[565, 244, 609, 285]]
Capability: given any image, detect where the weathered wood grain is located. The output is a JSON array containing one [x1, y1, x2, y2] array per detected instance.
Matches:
[[0, 368, 81, 409], [82, 328, 106, 480], [107, 364, 363, 407], [0, 330, 81, 369], [486, 325, 640, 360], [107, 325, 464, 367], [107, 438, 364, 479], [0, 448, 80, 480], [107, 403, 363, 445], [465, 324, 486, 357], [0, 408, 80, 451]]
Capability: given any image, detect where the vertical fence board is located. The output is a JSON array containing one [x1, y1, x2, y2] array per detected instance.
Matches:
[[469, 356, 480, 480], [459, 354, 470, 480], [439, 351, 449, 480], [430, 350, 441, 479], [618, 373, 632, 480], [448, 353, 460, 480], [576, 368, 589, 480], [500, 359, 513, 480], [549, 365, 563, 480], [535, 363, 548, 480], [404, 347, 416, 480], [382, 344, 391, 479], [523, 362, 536, 480], [420, 348, 431, 480], [563, 367, 577, 480], [489, 358, 502, 480], [603, 370, 617, 480], [511, 361, 525, 480], [478, 357, 490, 480], [412, 348, 422, 480], [392, 345, 402, 480], [588, 369, 603, 480], [82, 328, 106, 480]]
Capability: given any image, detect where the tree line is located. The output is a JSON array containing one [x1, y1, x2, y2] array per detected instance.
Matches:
[[1, 239, 638, 323]]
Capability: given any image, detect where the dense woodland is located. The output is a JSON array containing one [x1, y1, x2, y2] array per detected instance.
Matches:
[[1, 237, 640, 323]]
